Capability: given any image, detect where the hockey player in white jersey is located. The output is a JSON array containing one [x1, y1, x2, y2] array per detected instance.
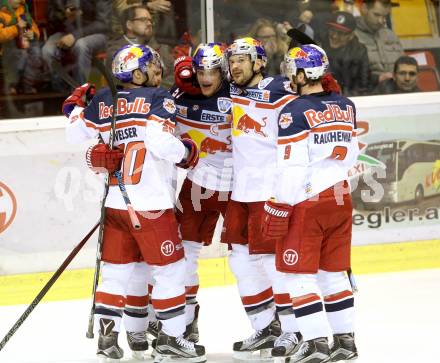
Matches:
[[222, 37, 301, 361], [63, 44, 205, 363], [172, 43, 232, 343], [262, 45, 360, 363]]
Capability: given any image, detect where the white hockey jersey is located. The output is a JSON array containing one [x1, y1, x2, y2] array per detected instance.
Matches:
[[230, 75, 296, 202], [274, 91, 360, 205], [174, 84, 233, 191], [66, 86, 185, 211]]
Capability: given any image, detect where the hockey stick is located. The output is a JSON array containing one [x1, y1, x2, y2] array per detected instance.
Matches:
[[0, 222, 99, 351], [92, 59, 141, 231]]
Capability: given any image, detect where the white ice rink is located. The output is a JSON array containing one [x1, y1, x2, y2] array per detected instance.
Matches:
[[1, 269, 439, 363]]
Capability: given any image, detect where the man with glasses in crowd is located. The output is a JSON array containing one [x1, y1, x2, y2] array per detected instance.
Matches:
[[107, 4, 174, 87], [376, 55, 420, 94]]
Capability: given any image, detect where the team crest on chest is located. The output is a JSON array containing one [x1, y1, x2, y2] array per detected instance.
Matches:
[[279, 113, 293, 129], [217, 97, 232, 113], [163, 98, 176, 114]]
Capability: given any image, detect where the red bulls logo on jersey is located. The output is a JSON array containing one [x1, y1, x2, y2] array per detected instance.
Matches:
[[99, 98, 151, 119], [236, 114, 267, 137], [200, 136, 232, 154], [304, 104, 354, 128]]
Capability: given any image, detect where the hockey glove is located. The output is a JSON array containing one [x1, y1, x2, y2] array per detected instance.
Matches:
[[262, 199, 293, 240], [86, 143, 124, 174], [174, 56, 201, 95], [176, 138, 199, 169], [62, 83, 96, 117]]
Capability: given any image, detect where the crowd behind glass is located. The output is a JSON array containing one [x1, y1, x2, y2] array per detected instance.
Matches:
[[0, 0, 437, 118]]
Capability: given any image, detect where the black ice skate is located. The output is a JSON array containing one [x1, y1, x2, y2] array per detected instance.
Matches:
[[330, 333, 358, 362], [97, 318, 124, 361], [271, 331, 302, 358], [285, 337, 330, 363], [232, 325, 277, 362], [127, 330, 149, 360], [147, 320, 160, 341], [184, 303, 200, 343], [269, 316, 282, 337], [154, 330, 206, 363]]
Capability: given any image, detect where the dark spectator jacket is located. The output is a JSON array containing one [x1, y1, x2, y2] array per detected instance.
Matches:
[[322, 35, 370, 96], [355, 16, 403, 86], [47, 0, 111, 39], [375, 78, 421, 94]]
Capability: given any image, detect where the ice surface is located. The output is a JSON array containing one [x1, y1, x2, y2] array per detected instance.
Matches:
[[1, 269, 439, 363]]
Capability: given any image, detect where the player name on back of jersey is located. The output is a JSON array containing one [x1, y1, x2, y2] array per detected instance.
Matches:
[[304, 104, 354, 128], [99, 97, 151, 119]]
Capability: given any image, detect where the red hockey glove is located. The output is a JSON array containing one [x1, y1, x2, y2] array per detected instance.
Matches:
[[176, 138, 199, 169], [262, 199, 293, 240], [174, 56, 201, 95], [86, 144, 124, 174], [62, 83, 96, 117], [321, 73, 341, 94]]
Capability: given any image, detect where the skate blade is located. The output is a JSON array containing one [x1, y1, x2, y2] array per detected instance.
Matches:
[[97, 355, 120, 363], [290, 352, 330, 363], [233, 348, 273, 362], [132, 350, 149, 360], [153, 353, 206, 363]]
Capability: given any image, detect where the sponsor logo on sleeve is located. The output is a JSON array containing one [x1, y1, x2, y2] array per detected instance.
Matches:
[[279, 113, 293, 129], [163, 98, 176, 114]]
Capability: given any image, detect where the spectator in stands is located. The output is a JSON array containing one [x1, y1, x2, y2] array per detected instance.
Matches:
[[248, 18, 288, 76], [355, 0, 403, 88], [321, 11, 369, 96], [42, 0, 111, 91], [376, 55, 420, 94], [0, 0, 45, 94], [106, 4, 174, 87], [111, 0, 171, 36]]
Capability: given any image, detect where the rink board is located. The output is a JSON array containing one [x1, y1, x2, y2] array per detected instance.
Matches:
[[1, 238, 439, 306]]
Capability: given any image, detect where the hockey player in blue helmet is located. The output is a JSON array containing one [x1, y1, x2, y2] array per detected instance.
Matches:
[[262, 44, 359, 363], [112, 44, 163, 88], [221, 37, 302, 361], [172, 43, 233, 344], [62, 43, 204, 362], [225, 37, 267, 88]]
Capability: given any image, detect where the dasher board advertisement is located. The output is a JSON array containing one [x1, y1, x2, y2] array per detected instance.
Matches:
[[349, 93, 440, 245]]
